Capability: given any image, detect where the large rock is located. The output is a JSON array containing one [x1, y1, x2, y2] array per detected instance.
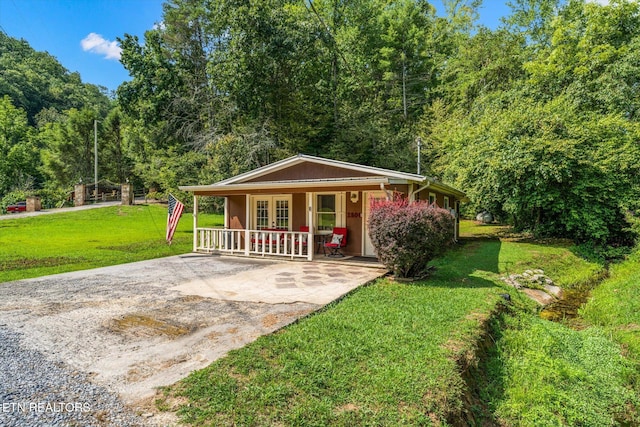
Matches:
[[502, 269, 562, 305], [476, 211, 494, 223]]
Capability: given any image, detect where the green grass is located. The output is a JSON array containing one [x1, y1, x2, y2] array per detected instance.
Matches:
[[461, 220, 603, 290], [581, 249, 640, 362], [0, 205, 223, 282], [483, 314, 637, 427], [161, 233, 507, 426]]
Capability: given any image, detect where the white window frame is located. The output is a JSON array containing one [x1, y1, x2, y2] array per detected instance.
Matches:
[[429, 192, 437, 205], [314, 192, 346, 232], [444, 196, 450, 210]]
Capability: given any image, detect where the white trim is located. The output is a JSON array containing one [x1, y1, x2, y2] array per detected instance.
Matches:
[[314, 192, 346, 232], [307, 192, 314, 261], [244, 194, 251, 255], [429, 192, 437, 205], [444, 196, 450, 210], [192, 195, 198, 252]]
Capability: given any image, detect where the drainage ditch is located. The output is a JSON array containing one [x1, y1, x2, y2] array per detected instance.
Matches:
[[451, 266, 612, 425], [539, 268, 609, 323]]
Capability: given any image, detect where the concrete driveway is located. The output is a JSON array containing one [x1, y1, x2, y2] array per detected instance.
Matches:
[[0, 254, 385, 412]]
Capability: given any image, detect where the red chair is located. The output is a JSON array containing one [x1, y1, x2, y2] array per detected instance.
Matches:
[[323, 227, 347, 257]]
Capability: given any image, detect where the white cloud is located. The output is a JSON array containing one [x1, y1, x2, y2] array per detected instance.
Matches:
[[81, 33, 122, 60], [587, 0, 610, 4]]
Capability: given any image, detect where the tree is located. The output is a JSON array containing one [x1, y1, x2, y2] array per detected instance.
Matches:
[[40, 108, 100, 189], [0, 96, 40, 194]]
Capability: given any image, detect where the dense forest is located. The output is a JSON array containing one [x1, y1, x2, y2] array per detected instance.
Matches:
[[1, 0, 639, 246]]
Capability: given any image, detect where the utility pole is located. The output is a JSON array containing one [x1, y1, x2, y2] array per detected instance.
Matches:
[[94, 119, 98, 203], [402, 52, 407, 120], [416, 136, 422, 175]]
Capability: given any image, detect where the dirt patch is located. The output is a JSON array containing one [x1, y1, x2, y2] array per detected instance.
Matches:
[[126, 355, 190, 382], [133, 392, 182, 426], [1, 256, 87, 270], [108, 314, 193, 339], [261, 310, 310, 328]]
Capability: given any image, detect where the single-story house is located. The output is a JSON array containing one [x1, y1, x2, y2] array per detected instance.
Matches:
[[179, 154, 466, 260]]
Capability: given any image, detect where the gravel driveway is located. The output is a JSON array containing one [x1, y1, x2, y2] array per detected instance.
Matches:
[[0, 254, 384, 426]]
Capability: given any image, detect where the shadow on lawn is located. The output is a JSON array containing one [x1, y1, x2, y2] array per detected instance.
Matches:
[[415, 236, 503, 290]]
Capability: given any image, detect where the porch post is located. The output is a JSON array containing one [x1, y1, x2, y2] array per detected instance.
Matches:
[[454, 200, 460, 242], [307, 192, 314, 261], [244, 194, 251, 256], [193, 194, 198, 252]]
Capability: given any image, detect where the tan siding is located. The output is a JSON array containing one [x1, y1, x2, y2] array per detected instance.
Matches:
[[228, 195, 246, 229], [345, 191, 363, 256], [245, 163, 378, 182], [292, 193, 306, 231]]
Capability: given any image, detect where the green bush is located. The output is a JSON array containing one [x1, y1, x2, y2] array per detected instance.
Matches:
[[367, 198, 455, 278]]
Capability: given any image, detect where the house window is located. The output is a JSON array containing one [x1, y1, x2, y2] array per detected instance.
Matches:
[[429, 192, 436, 206], [444, 196, 450, 210], [314, 193, 346, 232], [317, 194, 336, 231]]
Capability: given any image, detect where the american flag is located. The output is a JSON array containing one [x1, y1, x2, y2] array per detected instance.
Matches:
[[166, 194, 185, 244]]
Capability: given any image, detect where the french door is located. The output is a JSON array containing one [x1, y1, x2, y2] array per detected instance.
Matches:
[[251, 195, 291, 230]]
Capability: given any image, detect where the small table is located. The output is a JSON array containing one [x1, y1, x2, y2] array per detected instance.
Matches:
[[314, 233, 331, 254]]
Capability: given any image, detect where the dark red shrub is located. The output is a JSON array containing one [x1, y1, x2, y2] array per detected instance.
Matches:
[[368, 198, 455, 278]]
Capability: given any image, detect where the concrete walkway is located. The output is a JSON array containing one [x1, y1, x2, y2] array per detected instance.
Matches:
[[0, 254, 386, 411]]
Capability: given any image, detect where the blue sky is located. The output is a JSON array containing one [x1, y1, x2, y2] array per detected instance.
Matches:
[[0, 0, 512, 93]]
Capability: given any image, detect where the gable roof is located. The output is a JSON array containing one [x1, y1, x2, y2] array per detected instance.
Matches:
[[180, 154, 466, 198], [217, 154, 425, 184]]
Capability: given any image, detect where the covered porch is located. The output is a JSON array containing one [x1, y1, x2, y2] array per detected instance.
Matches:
[[189, 186, 380, 261]]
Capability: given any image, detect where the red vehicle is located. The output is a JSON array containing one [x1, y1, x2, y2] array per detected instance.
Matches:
[[6, 201, 26, 213]]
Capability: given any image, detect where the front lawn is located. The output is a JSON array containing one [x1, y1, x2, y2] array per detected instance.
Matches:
[[0, 205, 222, 282]]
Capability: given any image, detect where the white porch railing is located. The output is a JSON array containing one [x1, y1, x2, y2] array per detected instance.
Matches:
[[195, 228, 313, 260]]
